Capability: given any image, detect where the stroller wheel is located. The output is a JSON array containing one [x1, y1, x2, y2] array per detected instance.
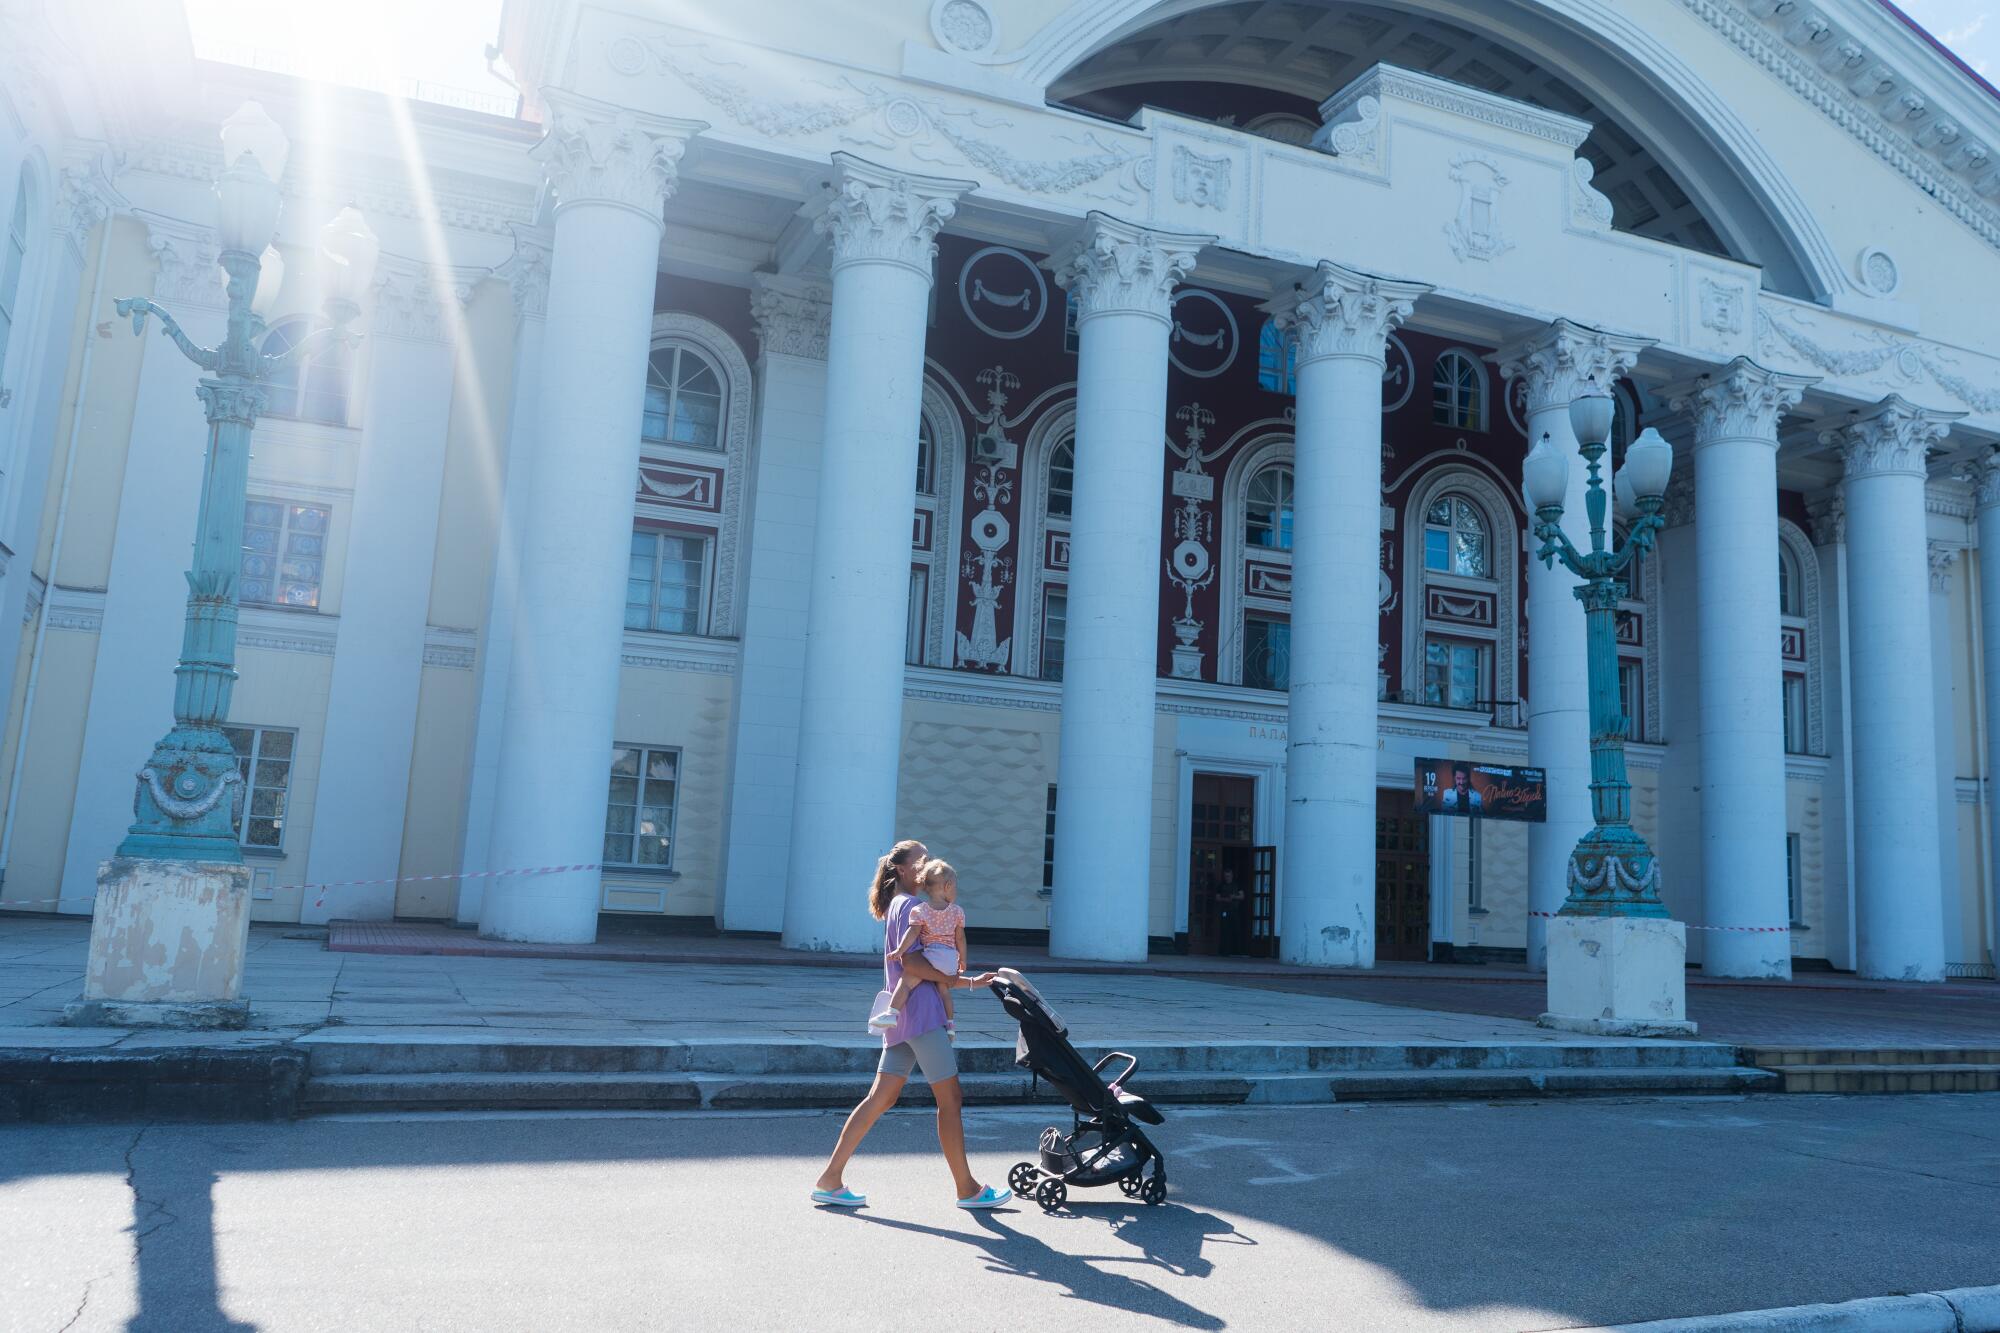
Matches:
[[1118, 1173, 1143, 1197], [1141, 1174, 1167, 1206], [1035, 1178, 1068, 1212], [1008, 1162, 1040, 1196]]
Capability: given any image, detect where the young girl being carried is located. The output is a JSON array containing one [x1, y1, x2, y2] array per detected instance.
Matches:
[[869, 859, 968, 1034]]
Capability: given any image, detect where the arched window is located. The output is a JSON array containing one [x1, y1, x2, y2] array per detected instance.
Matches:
[[915, 415, 936, 497], [1423, 495, 1488, 577], [1403, 473, 1518, 721], [0, 169, 28, 396], [1256, 318, 1296, 395], [1431, 350, 1485, 430], [641, 342, 724, 448], [1245, 464, 1294, 551], [1777, 522, 1821, 756], [260, 317, 354, 426], [1778, 544, 1803, 618], [1047, 436, 1075, 519]]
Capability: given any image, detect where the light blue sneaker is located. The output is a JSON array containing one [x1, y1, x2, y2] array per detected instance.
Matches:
[[811, 1187, 867, 1208], [955, 1185, 1012, 1210]]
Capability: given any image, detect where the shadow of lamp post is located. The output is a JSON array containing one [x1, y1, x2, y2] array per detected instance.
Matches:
[[63, 101, 378, 1030], [1523, 391, 1697, 1037]]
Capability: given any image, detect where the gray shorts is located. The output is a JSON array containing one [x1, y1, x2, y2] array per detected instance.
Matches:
[[878, 1025, 959, 1085]]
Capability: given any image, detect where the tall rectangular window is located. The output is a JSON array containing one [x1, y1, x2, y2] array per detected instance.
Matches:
[[221, 724, 295, 850], [626, 529, 708, 635], [906, 567, 928, 666], [1618, 659, 1644, 740], [1422, 637, 1486, 710], [1244, 615, 1291, 691], [1041, 588, 1068, 681], [240, 498, 331, 610], [1786, 832, 1803, 926], [1041, 784, 1058, 896], [1782, 675, 1807, 754], [604, 745, 679, 869]]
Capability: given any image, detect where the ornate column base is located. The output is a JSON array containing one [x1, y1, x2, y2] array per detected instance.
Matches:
[[62, 857, 253, 1029], [1539, 916, 1696, 1037]]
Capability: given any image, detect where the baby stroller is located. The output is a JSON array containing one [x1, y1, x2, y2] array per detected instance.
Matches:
[[989, 968, 1169, 1211]]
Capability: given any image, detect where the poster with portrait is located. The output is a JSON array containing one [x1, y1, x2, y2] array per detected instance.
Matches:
[[1413, 758, 1547, 822]]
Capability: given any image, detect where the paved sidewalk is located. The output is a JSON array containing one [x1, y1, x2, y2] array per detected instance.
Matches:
[[0, 916, 1648, 1052]]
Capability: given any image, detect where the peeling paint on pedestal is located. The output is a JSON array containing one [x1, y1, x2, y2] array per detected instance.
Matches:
[[79, 857, 252, 1005]]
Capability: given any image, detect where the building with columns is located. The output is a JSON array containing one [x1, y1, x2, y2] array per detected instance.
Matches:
[[1, 0, 1997, 981]]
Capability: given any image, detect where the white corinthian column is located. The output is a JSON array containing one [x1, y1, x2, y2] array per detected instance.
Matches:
[[480, 93, 705, 944], [1662, 359, 1816, 977], [1271, 262, 1429, 967], [1044, 214, 1212, 962], [1968, 450, 2000, 975], [1495, 320, 1653, 969], [780, 157, 972, 954], [1828, 395, 1962, 981]]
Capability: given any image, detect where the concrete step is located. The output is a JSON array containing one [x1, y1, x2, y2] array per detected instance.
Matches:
[[298, 1035, 1742, 1079], [1743, 1046, 2000, 1068], [1763, 1064, 2000, 1095], [299, 1063, 1778, 1114]]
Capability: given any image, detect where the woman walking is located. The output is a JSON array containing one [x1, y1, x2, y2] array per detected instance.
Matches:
[[811, 839, 1010, 1210]]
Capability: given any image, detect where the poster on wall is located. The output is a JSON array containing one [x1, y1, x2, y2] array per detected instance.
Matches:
[[1413, 758, 1546, 822]]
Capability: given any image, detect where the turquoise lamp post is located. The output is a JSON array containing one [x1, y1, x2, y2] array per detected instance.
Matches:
[[111, 102, 378, 860], [1523, 393, 1676, 917]]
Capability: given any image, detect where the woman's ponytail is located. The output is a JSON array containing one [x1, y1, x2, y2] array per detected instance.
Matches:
[[868, 839, 927, 919]]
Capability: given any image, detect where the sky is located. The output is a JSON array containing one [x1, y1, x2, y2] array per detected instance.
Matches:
[[180, 0, 2000, 104]]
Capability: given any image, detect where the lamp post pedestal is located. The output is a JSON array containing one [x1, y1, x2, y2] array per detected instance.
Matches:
[[64, 857, 253, 1029], [1542, 916, 1694, 1037]]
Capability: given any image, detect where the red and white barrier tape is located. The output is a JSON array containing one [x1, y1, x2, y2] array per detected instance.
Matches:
[[1530, 910, 1789, 933], [0, 862, 603, 913]]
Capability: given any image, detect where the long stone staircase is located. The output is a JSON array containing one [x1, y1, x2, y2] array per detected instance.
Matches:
[[297, 1033, 1774, 1114], [1744, 1046, 2000, 1094]]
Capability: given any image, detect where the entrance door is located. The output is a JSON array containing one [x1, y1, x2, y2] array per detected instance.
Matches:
[[1189, 774, 1256, 956], [1375, 788, 1430, 962]]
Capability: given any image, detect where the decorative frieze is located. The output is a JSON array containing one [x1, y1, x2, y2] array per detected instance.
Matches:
[[1494, 319, 1654, 416], [1825, 394, 1962, 481], [1271, 260, 1429, 365], [749, 273, 832, 361], [1046, 212, 1209, 324], [369, 259, 476, 343], [816, 154, 971, 278], [535, 89, 702, 224], [1662, 357, 1817, 446]]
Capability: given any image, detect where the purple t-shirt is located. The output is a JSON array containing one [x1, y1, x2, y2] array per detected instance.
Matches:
[[881, 893, 946, 1047]]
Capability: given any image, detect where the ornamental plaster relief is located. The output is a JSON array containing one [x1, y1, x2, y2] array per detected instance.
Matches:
[[1273, 261, 1428, 364], [368, 258, 480, 344], [144, 218, 224, 311], [535, 89, 702, 221], [1663, 358, 1817, 443], [749, 273, 832, 361], [1959, 449, 2000, 511], [1494, 320, 1653, 416], [495, 225, 551, 323]]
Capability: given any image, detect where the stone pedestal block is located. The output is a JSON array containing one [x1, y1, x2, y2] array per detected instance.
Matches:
[[1539, 915, 1697, 1037], [63, 857, 253, 1029]]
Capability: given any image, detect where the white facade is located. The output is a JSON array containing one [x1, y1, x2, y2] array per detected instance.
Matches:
[[1, 0, 1997, 981]]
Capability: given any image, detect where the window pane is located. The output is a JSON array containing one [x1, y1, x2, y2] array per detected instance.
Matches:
[[1048, 441, 1074, 519], [1424, 528, 1449, 572], [646, 750, 677, 782], [1244, 617, 1290, 691], [603, 834, 634, 863], [258, 730, 293, 760], [678, 359, 720, 396], [246, 818, 282, 848], [636, 832, 670, 867], [610, 747, 640, 778], [1454, 530, 1488, 578], [1040, 590, 1067, 681], [605, 804, 635, 834]]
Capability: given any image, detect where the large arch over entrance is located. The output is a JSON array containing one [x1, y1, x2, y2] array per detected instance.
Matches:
[[1022, 0, 1843, 302]]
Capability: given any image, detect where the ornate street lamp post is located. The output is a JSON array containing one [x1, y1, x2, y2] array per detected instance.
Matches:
[[1524, 391, 1697, 1035], [65, 102, 378, 1029]]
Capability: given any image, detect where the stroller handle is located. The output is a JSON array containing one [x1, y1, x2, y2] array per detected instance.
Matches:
[[1092, 1051, 1139, 1088]]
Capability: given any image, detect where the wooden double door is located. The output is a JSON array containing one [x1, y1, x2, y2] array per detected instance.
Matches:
[[1188, 774, 1275, 957], [1375, 788, 1431, 962]]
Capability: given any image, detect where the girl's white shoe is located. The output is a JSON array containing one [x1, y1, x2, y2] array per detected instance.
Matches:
[[867, 1008, 901, 1030]]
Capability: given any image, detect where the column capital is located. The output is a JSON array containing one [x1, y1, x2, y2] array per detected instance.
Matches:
[[1823, 394, 1963, 481], [1930, 541, 1962, 593], [1804, 490, 1846, 545], [1493, 318, 1654, 416], [815, 153, 974, 279], [144, 217, 225, 312], [368, 257, 477, 343], [1661, 357, 1818, 447], [53, 150, 123, 263], [495, 224, 552, 323], [1956, 446, 2000, 511], [534, 88, 704, 226], [1046, 212, 1212, 324], [1269, 260, 1430, 366], [750, 272, 832, 361]]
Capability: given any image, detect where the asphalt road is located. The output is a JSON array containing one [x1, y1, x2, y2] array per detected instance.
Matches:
[[3, 1096, 1996, 1332]]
